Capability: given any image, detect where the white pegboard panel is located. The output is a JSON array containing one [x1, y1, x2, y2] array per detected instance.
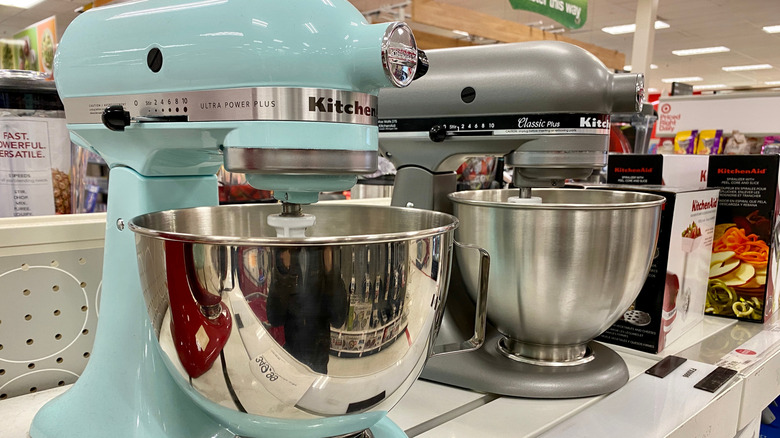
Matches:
[[0, 213, 105, 401], [0, 247, 103, 400]]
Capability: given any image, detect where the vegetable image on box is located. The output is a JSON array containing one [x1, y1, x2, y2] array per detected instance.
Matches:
[[706, 223, 769, 320]]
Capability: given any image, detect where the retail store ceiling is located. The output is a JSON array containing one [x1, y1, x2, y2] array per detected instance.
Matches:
[[0, 0, 777, 94], [0, 0, 77, 41], [433, 0, 780, 93]]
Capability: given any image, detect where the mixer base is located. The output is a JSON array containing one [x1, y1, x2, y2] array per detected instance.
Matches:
[[422, 328, 629, 399]]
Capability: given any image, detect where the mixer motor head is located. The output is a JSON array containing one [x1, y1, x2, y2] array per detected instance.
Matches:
[[377, 41, 644, 205], [55, 0, 427, 205]]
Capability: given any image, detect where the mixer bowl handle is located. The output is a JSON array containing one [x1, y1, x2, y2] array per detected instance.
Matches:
[[432, 241, 490, 356]]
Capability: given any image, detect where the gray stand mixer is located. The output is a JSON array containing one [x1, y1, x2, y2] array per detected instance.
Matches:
[[378, 41, 664, 398]]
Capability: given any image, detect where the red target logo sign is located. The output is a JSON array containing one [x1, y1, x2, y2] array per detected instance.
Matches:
[[660, 103, 672, 114]]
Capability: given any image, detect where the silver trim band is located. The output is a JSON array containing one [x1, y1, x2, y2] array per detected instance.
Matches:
[[62, 87, 378, 125], [223, 148, 377, 174]]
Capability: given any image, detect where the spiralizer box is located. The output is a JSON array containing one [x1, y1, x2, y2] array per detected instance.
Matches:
[[591, 184, 719, 353], [705, 155, 780, 322], [607, 154, 710, 189]]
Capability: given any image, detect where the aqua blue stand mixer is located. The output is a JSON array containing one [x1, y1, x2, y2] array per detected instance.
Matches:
[[29, 1, 491, 437]]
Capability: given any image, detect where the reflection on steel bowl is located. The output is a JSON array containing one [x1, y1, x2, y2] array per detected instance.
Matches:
[[129, 204, 471, 433]]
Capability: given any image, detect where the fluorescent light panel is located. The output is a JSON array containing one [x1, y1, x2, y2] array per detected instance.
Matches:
[[722, 64, 773, 72], [601, 20, 669, 35], [452, 30, 469, 36], [661, 76, 703, 83], [763, 25, 780, 33], [693, 84, 727, 90], [0, 0, 43, 7], [766, 81, 780, 85], [623, 64, 658, 71], [672, 46, 730, 56]]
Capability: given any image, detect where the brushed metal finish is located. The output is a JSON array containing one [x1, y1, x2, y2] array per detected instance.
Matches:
[[450, 188, 663, 364], [223, 148, 377, 174], [62, 87, 378, 125], [129, 204, 479, 419], [351, 183, 394, 200]]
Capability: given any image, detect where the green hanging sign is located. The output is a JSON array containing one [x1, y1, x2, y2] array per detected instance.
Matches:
[[508, 0, 588, 29]]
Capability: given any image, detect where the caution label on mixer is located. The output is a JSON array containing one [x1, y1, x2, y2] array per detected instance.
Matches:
[[378, 113, 610, 136]]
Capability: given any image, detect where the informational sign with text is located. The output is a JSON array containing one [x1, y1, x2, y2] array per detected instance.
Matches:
[[0, 117, 69, 217]]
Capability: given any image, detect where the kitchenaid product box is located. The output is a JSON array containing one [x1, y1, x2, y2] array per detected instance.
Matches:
[[607, 154, 709, 189], [705, 155, 780, 322], [592, 185, 719, 353]]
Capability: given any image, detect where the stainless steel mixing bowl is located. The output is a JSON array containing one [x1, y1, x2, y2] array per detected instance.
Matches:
[[450, 188, 664, 365], [129, 204, 486, 432]]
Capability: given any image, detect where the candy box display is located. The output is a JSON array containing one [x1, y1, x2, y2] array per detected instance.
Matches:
[[591, 185, 719, 353], [607, 154, 709, 189], [705, 155, 780, 322], [674, 130, 699, 154], [696, 130, 725, 155]]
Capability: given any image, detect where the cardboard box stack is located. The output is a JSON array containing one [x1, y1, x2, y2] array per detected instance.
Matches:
[[592, 184, 719, 353], [607, 153, 709, 189], [607, 153, 780, 326]]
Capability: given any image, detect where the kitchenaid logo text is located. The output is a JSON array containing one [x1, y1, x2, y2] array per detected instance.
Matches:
[[692, 198, 718, 211], [717, 168, 767, 175], [614, 167, 653, 173], [580, 117, 609, 128], [387, 47, 417, 64], [309, 97, 377, 118]]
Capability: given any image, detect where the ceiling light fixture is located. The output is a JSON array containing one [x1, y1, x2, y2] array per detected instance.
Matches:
[[672, 46, 730, 56], [623, 64, 658, 71], [0, 0, 44, 7], [763, 25, 780, 34], [766, 81, 780, 85], [661, 76, 703, 83], [601, 20, 669, 35], [693, 84, 727, 90], [722, 64, 773, 72], [452, 30, 470, 37]]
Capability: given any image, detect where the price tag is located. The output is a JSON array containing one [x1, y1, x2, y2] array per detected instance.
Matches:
[[716, 322, 780, 372], [251, 348, 317, 406]]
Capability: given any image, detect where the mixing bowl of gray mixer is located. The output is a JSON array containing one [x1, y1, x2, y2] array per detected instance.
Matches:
[[450, 188, 664, 366], [129, 203, 487, 435]]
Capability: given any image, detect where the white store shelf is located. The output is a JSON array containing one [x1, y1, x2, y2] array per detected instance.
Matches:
[[0, 322, 773, 438], [738, 345, 780, 429], [0, 385, 68, 438], [2, 208, 780, 438], [407, 351, 657, 438], [387, 380, 487, 432]]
